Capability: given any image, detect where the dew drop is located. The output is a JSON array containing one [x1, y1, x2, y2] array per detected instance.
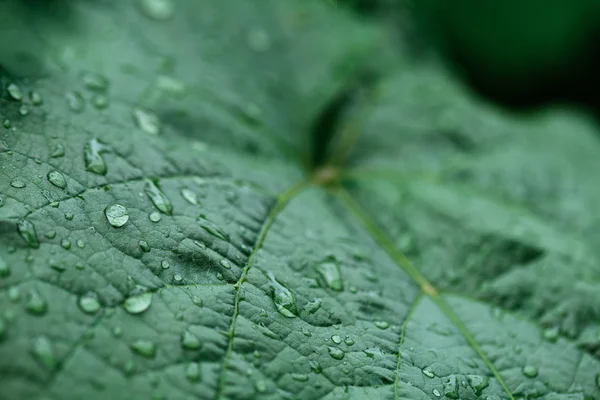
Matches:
[[315, 258, 343, 291], [81, 71, 109, 92], [8, 287, 20, 302], [105, 204, 129, 227], [422, 368, 435, 378], [30, 91, 43, 105], [50, 144, 65, 158], [291, 373, 308, 382], [344, 336, 354, 346], [91, 95, 109, 109], [432, 389, 441, 397], [66, 91, 85, 112], [133, 108, 161, 135], [61, 239, 71, 250], [65, 212, 74, 221], [327, 346, 344, 360], [220, 259, 231, 269], [149, 211, 162, 222], [181, 331, 201, 350], [137, 0, 174, 20], [7, 83, 23, 100], [267, 272, 296, 318], [26, 290, 48, 315], [84, 138, 109, 175], [49, 259, 66, 272], [19, 104, 29, 116], [186, 362, 201, 382], [145, 179, 172, 215], [76, 239, 85, 248], [543, 326, 559, 342], [139, 240, 151, 252], [31, 336, 56, 369], [130, 339, 156, 358], [123, 288, 152, 314], [375, 321, 390, 330], [17, 219, 39, 248], [79, 292, 101, 314], [173, 274, 183, 283], [181, 188, 198, 205], [301, 327, 312, 337], [522, 365, 538, 378], [160, 260, 170, 269], [2, 119, 10, 129], [198, 217, 228, 241], [10, 179, 26, 188], [467, 375, 489, 395], [47, 170, 67, 189]]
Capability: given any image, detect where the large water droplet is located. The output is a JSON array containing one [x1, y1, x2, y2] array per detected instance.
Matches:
[[84, 138, 109, 175], [10, 179, 26, 188], [105, 204, 129, 227], [137, 0, 174, 20], [180, 188, 198, 205], [7, 83, 23, 101], [267, 272, 296, 318], [331, 335, 342, 344], [467, 375, 489, 395], [375, 321, 390, 330], [17, 219, 39, 248], [26, 290, 48, 315], [327, 346, 344, 360], [124, 287, 152, 314], [315, 258, 343, 291], [79, 292, 101, 314], [31, 336, 56, 370], [47, 170, 67, 189], [145, 179, 172, 215], [522, 365, 538, 378], [185, 362, 201, 382], [130, 339, 156, 358], [133, 108, 161, 135]]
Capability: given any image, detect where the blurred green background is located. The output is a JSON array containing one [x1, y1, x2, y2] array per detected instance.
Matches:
[[344, 0, 600, 115]]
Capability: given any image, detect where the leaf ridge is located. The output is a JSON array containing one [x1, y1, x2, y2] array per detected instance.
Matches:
[[334, 187, 516, 400], [215, 179, 310, 400]]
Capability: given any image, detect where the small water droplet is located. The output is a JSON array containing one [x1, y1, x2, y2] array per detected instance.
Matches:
[[79, 292, 101, 314], [158, 260, 170, 270], [2, 119, 10, 129], [66, 91, 85, 112], [344, 336, 354, 346], [26, 290, 48, 315], [17, 219, 39, 248], [91, 94, 109, 109], [543, 326, 559, 342], [133, 108, 161, 135], [375, 321, 390, 330], [105, 204, 129, 227], [137, 0, 174, 20], [185, 362, 201, 382], [130, 339, 156, 358], [422, 368, 435, 378], [315, 258, 343, 291], [467, 375, 489, 395], [18, 104, 29, 116], [76, 239, 85, 248], [7, 83, 23, 100], [198, 217, 228, 241], [139, 240, 151, 252], [220, 259, 231, 269], [10, 179, 26, 188], [522, 365, 538, 378], [61, 239, 71, 249], [181, 188, 198, 205], [65, 212, 74, 221], [267, 272, 296, 318], [47, 170, 67, 189], [331, 335, 342, 344], [144, 180, 172, 215], [49, 259, 66, 272], [124, 288, 152, 314], [327, 346, 344, 360], [181, 331, 201, 350], [81, 71, 109, 92], [50, 144, 65, 158], [301, 327, 312, 337], [31, 336, 56, 369], [254, 380, 267, 393], [216, 272, 224, 281], [149, 211, 162, 222], [291, 373, 308, 382], [75, 261, 85, 270], [432, 389, 441, 397], [29, 91, 43, 105]]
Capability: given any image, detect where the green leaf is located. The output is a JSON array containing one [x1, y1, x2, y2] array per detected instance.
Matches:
[[0, 1, 599, 400]]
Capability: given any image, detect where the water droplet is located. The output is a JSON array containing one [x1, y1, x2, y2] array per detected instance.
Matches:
[[543, 326, 559, 342], [267, 272, 296, 318], [82, 141, 110, 178], [18, 104, 29, 116], [301, 327, 312, 337], [443, 376, 459, 399], [139, 240, 151, 252], [65, 212, 74, 221], [60, 239, 71, 250], [422, 368, 435, 378], [375, 321, 390, 330], [247, 27, 271, 52], [144, 179, 172, 215], [328, 346, 344, 360], [26, 290, 48, 315], [75, 261, 85, 270], [173, 274, 183, 283], [137, 0, 174, 20], [66, 91, 85, 112], [467, 375, 489, 395], [47, 170, 67, 189], [91, 94, 109, 109], [0, 257, 10, 278], [124, 288, 152, 314], [216, 272, 224, 281], [30, 91, 43, 105], [31, 336, 56, 369], [17, 219, 39, 248], [254, 380, 267, 393], [220, 259, 231, 269], [49, 259, 66, 272], [149, 211, 162, 222], [123, 360, 136, 376], [186, 362, 201, 382], [315, 258, 343, 291], [130, 339, 156, 358], [76, 239, 85, 248], [81, 71, 109, 92], [303, 298, 322, 314], [181, 188, 198, 205], [198, 217, 228, 241], [105, 204, 129, 227], [329, 335, 342, 345], [2, 119, 10, 129], [10, 179, 26, 188], [432, 389, 441, 397], [7, 83, 23, 100], [133, 108, 161, 135], [8, 287, 20, 302], [50, 144, 65, 158], [522, 365, 538, 378], [79, 292, 101, 314], [344, 336, 354, 346], [291, 373, 308, 382], [181, 331, 201, 350], [160, 260, 170, 269]]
